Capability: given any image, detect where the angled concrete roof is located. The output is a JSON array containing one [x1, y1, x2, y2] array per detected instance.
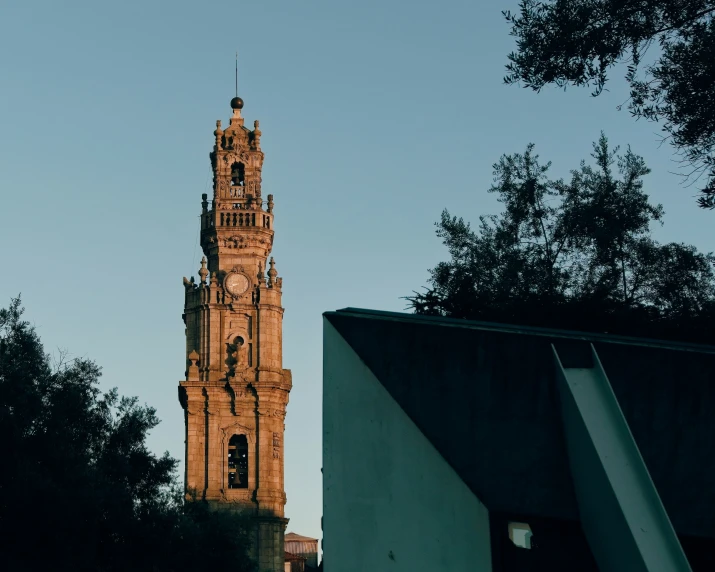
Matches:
[[324, 307, 715, 539]]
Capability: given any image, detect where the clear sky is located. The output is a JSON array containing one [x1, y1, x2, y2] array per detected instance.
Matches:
[[1, 0, 712, 546]]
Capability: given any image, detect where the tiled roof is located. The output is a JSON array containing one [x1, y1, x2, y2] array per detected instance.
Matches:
[[285, 532, 318, 542]]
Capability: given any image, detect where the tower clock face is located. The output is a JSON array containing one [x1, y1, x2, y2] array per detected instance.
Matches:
[[225, 273, 249, 296]]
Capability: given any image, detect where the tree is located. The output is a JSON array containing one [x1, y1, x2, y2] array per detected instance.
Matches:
[[503, 0, 715, 210], [0, 297, 255, 572], [406, 134, 715, 344]]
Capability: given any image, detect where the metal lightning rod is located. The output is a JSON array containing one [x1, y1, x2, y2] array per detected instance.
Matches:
[[235, 52, 238, 97]]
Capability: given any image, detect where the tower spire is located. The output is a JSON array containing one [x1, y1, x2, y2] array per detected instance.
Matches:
[[230, 52, 244, 116]]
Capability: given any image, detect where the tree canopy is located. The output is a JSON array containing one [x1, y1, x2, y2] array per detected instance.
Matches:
[[0, 298, 255, 572], [407, 134, 715, 344], [503, 0, 715, 210]]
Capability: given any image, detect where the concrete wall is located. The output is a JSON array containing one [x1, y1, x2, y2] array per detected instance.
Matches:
[[326, 310, 715, 538], [323, 320, 492, 571]]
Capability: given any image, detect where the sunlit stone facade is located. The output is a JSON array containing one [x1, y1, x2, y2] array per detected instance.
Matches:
[[179, 95, 291, 572]]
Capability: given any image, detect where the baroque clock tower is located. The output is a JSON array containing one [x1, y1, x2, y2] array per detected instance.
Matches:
[[179, 94, 291, 572]]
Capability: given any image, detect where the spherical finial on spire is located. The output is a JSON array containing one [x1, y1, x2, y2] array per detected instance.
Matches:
[[230, 96, 244, 110]]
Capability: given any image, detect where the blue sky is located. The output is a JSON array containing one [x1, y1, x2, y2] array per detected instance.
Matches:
[[1, 0, 712, 546]]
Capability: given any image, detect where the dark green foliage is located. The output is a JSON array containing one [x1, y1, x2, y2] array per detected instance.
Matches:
[[0, 298, 255, 572], [503, 0, 715, 209], [407, 135, 715, 344]]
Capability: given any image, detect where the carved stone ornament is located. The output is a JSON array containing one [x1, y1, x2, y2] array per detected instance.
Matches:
[[223, 152, 250, 165], [220, 491, 251, 503], [187, 350, 200, 382], [185, 398, 204, 416], [220, 423, 256, 446], [221, 235, 246, 248], [272, 431, 281, 459], [216, 178, 229, 196]]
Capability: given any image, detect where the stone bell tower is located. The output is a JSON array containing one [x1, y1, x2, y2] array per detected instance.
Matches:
[[179, 94, 291, 572]]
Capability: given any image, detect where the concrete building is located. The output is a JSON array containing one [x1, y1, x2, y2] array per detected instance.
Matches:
[[179, 94, 291, 572], [323, 307, 715, 571]]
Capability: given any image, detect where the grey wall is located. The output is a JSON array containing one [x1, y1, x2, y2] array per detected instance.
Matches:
[[323, 320, 492, 571]]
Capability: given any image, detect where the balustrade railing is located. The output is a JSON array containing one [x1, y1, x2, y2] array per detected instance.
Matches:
[[207, 210, 272, 229]]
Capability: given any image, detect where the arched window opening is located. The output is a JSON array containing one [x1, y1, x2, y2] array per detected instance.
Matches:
[[228, 434, 248, 489], [231, 162, 245, 187]]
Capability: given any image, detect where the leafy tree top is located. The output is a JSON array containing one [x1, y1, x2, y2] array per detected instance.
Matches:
[[0, 297, 256, 572], [503, 0, 715, 209], [407, 134, 715, 345]]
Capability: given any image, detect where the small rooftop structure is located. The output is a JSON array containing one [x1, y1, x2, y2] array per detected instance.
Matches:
[[285, 532, 319, 569]]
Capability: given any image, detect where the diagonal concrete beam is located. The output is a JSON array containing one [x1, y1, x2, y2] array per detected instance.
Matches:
[[553, 343, 691, 572]]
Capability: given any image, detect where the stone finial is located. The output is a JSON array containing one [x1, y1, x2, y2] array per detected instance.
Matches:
[[210, 271, 217, 286], [187, 350, 200, 381], [230, 106, 244, 127], [268, 257, 278, 286], [198, 257, 209, 284], [257, 262, 264, 282], [267, 194, 274, 214], [201, 193, 208, 213], [253, 119, 262, 148], [214, 121, 223, 149]]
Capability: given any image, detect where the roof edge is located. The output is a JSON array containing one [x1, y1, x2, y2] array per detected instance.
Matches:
[[324, 307, 715, 354]]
